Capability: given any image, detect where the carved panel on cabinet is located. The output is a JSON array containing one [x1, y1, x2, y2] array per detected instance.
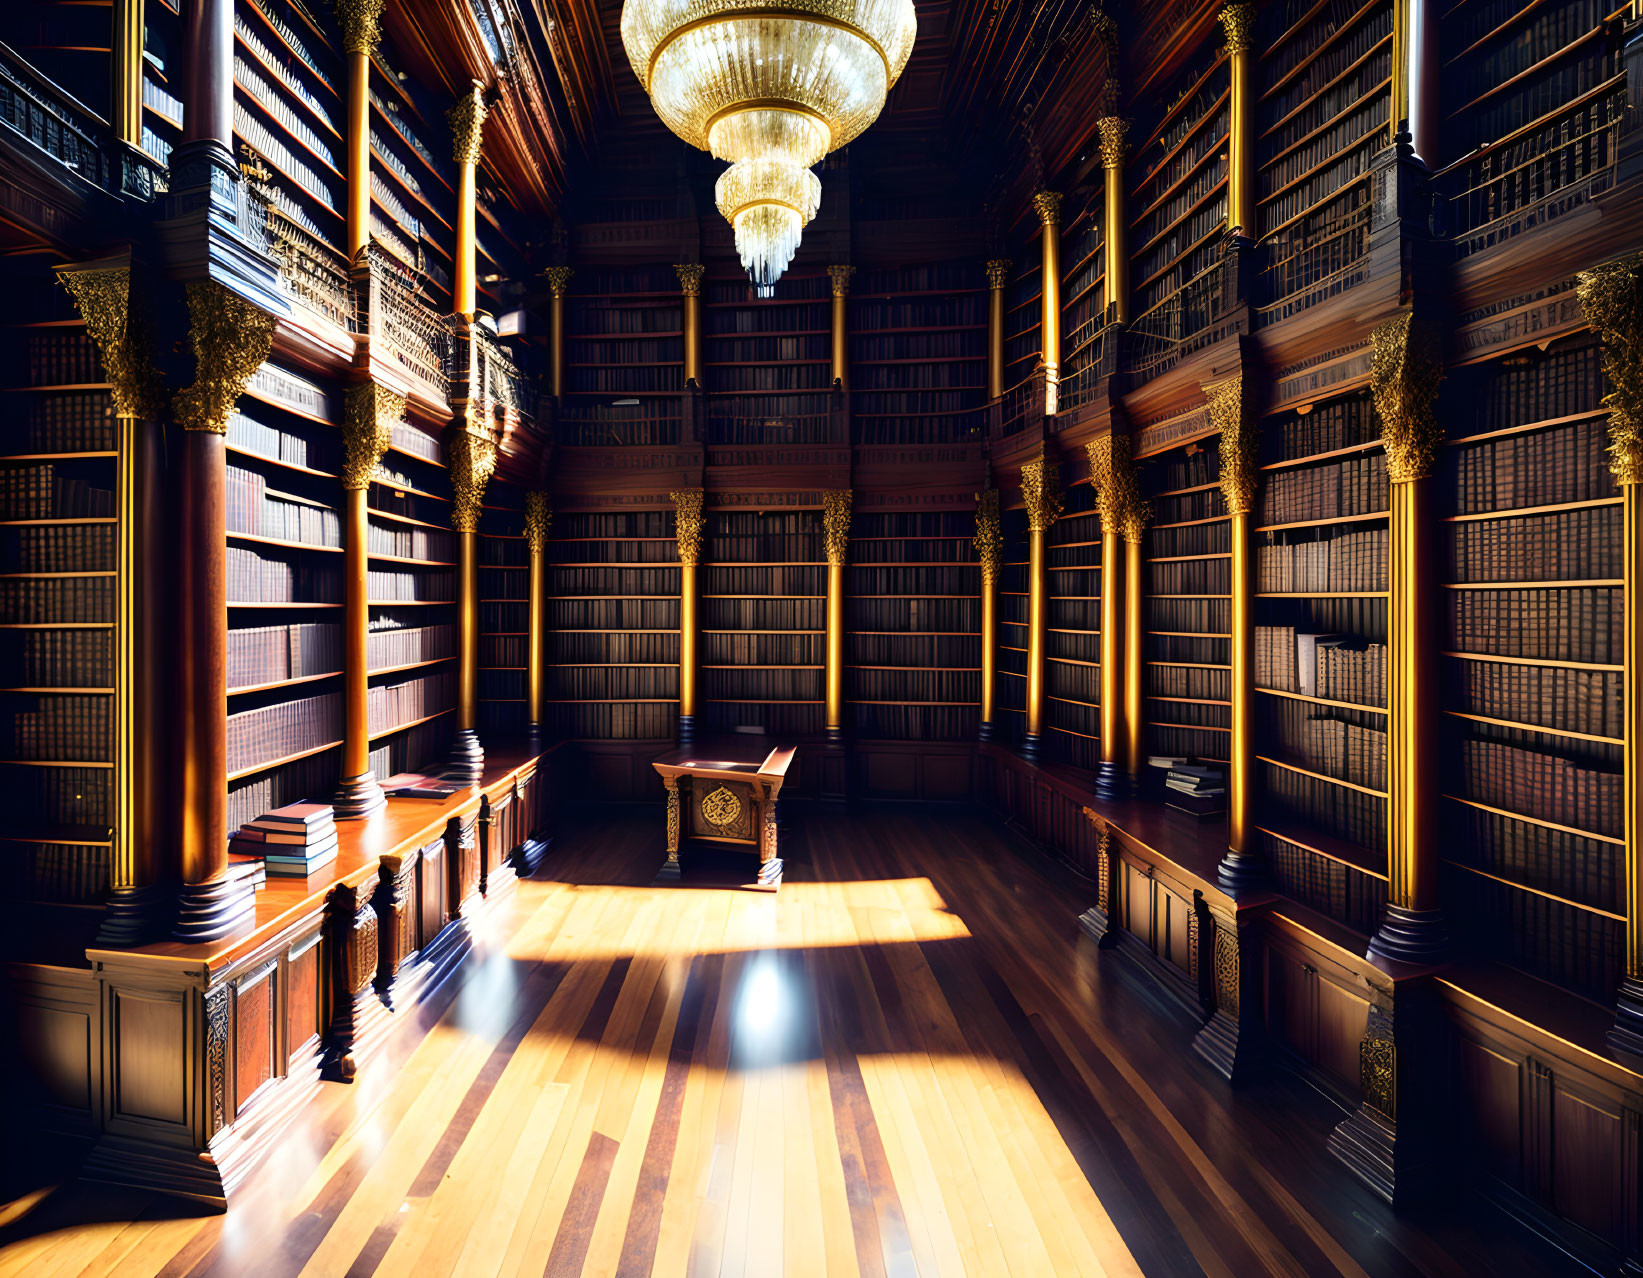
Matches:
[[286, 937, 322, 1062], [233, 961, 277, 1117]]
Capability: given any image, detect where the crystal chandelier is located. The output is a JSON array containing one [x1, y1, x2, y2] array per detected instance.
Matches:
[[621, 0, 917, 295]]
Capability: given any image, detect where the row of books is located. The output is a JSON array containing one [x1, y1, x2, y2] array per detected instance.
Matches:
[[227, 411, 318, 471], [367, 671, 454, 735], [3, 524, 112, 574], [226, 547, 342, 604], [1446, 657, 1619, 740], [1260, 93, 1388, 210], [1450, 867, 1619, 1005], [4, 694, 110, 761], [548, 599, 681, 630], [1150, 633, 1231, 665], [1463, 336, 1603, 434], [549, 701, 676, 739], [843, 566, 978, 595], [571, 309, 685, 336], [1295, 715, 1388, 792], [0, 466, 114, 519], [1148, 665, 1228, 701], [7, 628, 111, 687], [1447, 506, 1618, 582], [1149, 558, 1231, 596], [1256, 625, 1388, 705], [1151, 487, 1224, 525], [1461, 736, 1620, 838], [390, 421, 443, 464], [1049, 631, 1103, 663], [1151, 446, 1220, 493], [1264, 764, 1388, 852], [479, 602, 527, 632], [701, 668, 824, 700], [566, 368, 686, 394], [24, 332, 100, 385], [1452, 0, 1609, 97], [1452, 804, 1620, 916], [1266, 833, 1388, 937], [853, 366, 983, 392], [1261, 454, 1389, 524], [708, 366, 833, 393], [370, 521, 455, 562], [481, 635, 529, 667], [2, 842, 109, 905], [1445, 416, 1614, 514], [848, 634, 981, 668], [227, 468, 342, 547], [1145, 696, 1227, 728], [1149, 522, 1232, 557], [228, 621, 341, 690], [855, 538, 976, 566], [10, 762, 110, 825], [1266, 396, 1378, 465], [226, 746, 343, 858], [368, 622, 456, 671], [701, 703, 825, 736], [226, 690, 342, 773], [700, 597, 830, 630], [1257, 527, 1388, 593], [846, 669, 977, 701], [852, 598, 982, 631], [0, 577, 111, 624], [551, 538, 677, 565], [548, 631, 680, 664], [1133, 197, 1228, 310], [705, 536, 824, 563], [549, 567, 687, 596], [22, 390, 116, 452], [1448, 586, 1620, 664], [1262, 55, 1388, 172], [851, 705, 982, 740], [368, 568, 454, 602], [231, 802, 338, 877], [235, 13, 336, 134], [235, 101, 336, 209], [237, 57, 335, 169], [1265, 3, 1392, 124], [566, 337, 686, 364], [1147, 597, 1231, 633], [549, 666, 680, 699], [845, 300, 986, 333]]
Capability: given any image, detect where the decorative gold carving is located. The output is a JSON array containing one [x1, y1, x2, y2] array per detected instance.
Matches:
[[664, 776, 680, 857], [985, 259, 1011, 290], [205, 982, 231, 1137], [1361, 1005, 1396, 1119], [1576, 253, 1643, 484], [1085, 432, 1149, 544], [762, 797, 778, 863], [173, 282, 278, 435], [1020, 456, 1063, 533], [1095, 822, 1112, 914], [827, 264, 856, 298], [823, 490, 852, 567], [448, 82, 487, 166], [1204, 375, 1258, 517], [543, 265, 574, 298], [342, 383, 404, 491], [674, 263, 705, 297], [700, 785, 743, 830], [1370, 312, 1446, 484], [1095, 117, 1129, 170], [671, 489, 705, 567], [447, 425, 497, 533], [1187, 907, 1200, 980], [1213, 924, 1239, 1017], [57, 265, 161, 421], [1031, 190, 1062, 228], [1219, 1, 1256, 53], [974, 487, 1003, 586], [336, 0, 386, 53], [347, 904, 379, 996], [524, 491, 551, 557]]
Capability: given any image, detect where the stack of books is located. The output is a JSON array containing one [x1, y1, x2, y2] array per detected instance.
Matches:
[[1165, 765, 1226, 818], [231, 802, 338, 876]]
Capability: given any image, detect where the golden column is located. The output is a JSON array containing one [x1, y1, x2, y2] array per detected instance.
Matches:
[[337, 0, 383, 259], [986, 259, 1010, 400], [173, 281, 277, 940], [975, 484, 1002, 741], [828, 266, 855, 391], [112, 0, 145, 147], [445, 421, 497, 783], [1365, 311, 1449, 963], [335, 384, 402, 818], [823, 490, 852, 741], [524, 491, 551, 753], [544, 266, 573, 400], [1087, 433, 1145, 797], [1391, 0, 1439, 163], [1581, 254, 1643, 1051], [1124, 499, 1150, 791], [1206, 375, 1262, 891], [1032, 192, 1063, 414], [1220, 3, 1257, 240], [449, 82, 487, 316], [676, 265, 704, 387], [1021, 456, 1062, 763], [672, 489, 704, 746], [1096, 118, 1130, 324]]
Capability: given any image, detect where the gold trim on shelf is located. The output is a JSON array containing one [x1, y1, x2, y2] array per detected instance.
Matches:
[[1371, 312, 1445, 484], [173, 283, 277, 435], [342, 383, 405, 492]]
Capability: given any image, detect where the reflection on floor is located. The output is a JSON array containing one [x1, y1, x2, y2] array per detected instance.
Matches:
[[0, 803, 1576, 1276]]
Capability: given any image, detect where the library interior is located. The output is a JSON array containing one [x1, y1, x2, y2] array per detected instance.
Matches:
[[1, 0, 1642, 1272]]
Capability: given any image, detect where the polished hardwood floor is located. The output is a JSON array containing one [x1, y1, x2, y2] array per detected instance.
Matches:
[[0, 802, 1583, 1277]]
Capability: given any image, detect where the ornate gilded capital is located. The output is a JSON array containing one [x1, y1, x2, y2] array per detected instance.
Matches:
[[1370, 312, 1446, 484], [827, 265, 855, 298], [1021, 456, 1062, 533], [1205, 374, 1258, 517], [524, 491, 551, 557], [675, 263, 705, 297], [447, 424, 497, 533], [335, 0, 385, 54], [448, 83, 487, 167], [342, 382, 404, 491], [543, 266, 574, 299], [1219, 2, 1256, 54], [1576, 251, 1643, 485], [1085, 432, 1148, 544], [974, 487, 1003, 586], [985, 259, 1011, 290], [671, 489, 704, 567], [823, 490, 852, 567], [173, 282, 277, 435], [1095, 117, 1129, 171], [1031, 190, 1062, 229], [55, 264, 162, 420]]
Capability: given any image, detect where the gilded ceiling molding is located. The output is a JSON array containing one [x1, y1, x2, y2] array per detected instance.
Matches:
[[674, 264, 704, 297], [1576, 251, 1643, 484], [1031, 190, 1062, 228], [1021, 456, 1063, 533], [543, 266, 574, 297], [1205, 374, 1258, 516], [1219, 2, 1256, 54], [524, 491, 551, 558], [671, 489, 705, 566], [56, 265, 161, 420], [1369, 312, 1445, 484], [823, 490, 853, 567], [974, 486, 1003, 586], [1086, 433, 1148, 544], [1095, 117, 1129, 170], [341, 382, 405, 492], [335, 0, 385, 54], [173, 282, 277, 435], [985, 259, 1011, 290], [447, 424, 498, 534], [827, 265, 856, 298], [449, 83, 488, 167]]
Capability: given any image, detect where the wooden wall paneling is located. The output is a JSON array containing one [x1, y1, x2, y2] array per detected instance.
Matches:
[[375, 846, 422, 1011], [4, 963, 101, 1135], [285, 930, 324, 1068], [417, 833, 448, 955], [231, 959, 277, 1118]]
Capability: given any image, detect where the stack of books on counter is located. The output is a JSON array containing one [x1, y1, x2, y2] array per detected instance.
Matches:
[[230, 802, 338, 876], [1165, 764, 1226, 818]]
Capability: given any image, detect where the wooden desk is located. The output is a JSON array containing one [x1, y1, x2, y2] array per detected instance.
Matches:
[[651, 741, 796, 887]]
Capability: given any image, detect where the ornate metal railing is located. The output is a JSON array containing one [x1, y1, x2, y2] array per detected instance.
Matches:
[[999, 370, 1048, 436], [474, 324, 534, 424], [707, 410, 832, 445], [1256, 198, 1373, 325], [360, 242, 448, 402], [558, 403, 681, 447], [1054, 315, 1112, 418], [1126, 258, 1227, 379], [852, 401, 988, 445], [265, 206, 352, 331]]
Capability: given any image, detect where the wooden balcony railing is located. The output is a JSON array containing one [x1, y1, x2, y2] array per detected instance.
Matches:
[[1054, 314, 1113, 418], [708, 410, 833, 445], [358, 242, 448, 405], [266, 206, 352, 333], [1126, 258, 1228, 379], [1000, 369, 1049, 437], [1256, 198, 1373, 325], [557, 402, 682, 447]]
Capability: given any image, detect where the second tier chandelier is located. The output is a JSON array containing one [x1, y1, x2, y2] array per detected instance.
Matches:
[[621, 0, 917, 295]]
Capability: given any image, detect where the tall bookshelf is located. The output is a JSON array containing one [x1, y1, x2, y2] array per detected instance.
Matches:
[[846, 511, 980, 741], [701, 507, 825, 738], [546, 508, 679, 743], [477, 483, 527, 742], [369, 33, 455, 311], [1058, 189, 1107, 408], [1000, 243, 1041, 431], [993, 500, 1030, 744], [143, 0, 185, 168], [1250, 390, 1390, 936], [704, 269, 832, 435], [1043, 480, 1101, 770], [847, 264, 987, 445], [562, 266, 683, 446], [1438, 331, 1621, 1002]]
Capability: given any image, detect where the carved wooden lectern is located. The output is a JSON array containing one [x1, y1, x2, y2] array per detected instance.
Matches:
[[650, 742, 795, 887]]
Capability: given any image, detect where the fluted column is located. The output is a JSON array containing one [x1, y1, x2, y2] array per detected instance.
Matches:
[[112, 0, 145, 147], [824, 490, 851, 741], [1220, 3, 1256, 241], [828, 266, 854, 391], [449, 82, 487, 316], [1021, 457, 1062, 763], [444, 422, 497, 783], [544, 267, 572, 400], [985, 260, 1010, 400], [337, 0, 383, 259], [976, 485, 1002, 741], [173, 282, 276, 940], [1207, 375, 1261, 892], [335, 384, 400, 818], [1096, 119, 1130, 324], [1032, 192, 1062, 414], [1088, 434, 1144, 798], [672, 489, 703, 747], [676, 265, 704, 388], [525, 491, 550, 754]]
